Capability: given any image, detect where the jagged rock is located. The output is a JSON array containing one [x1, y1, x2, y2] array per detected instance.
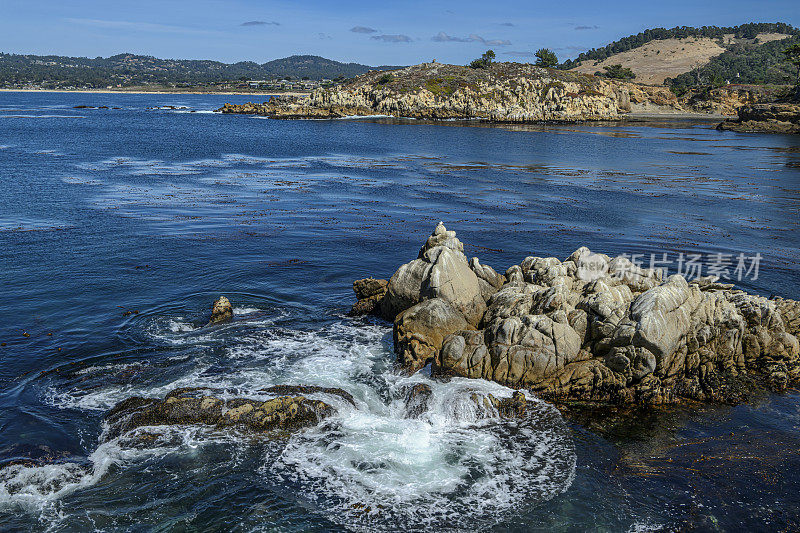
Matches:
[[607, 256, 662, 292], [381, 223, 486, 325], [394, 298, 473, 373], [438, 314, 583, 386], [419, 221, 463, 256], [470, 257, 506, 302], [469, 390, 529, 418], [615, 275, 702, 366], [402, 383, 433, 418], [773, 296, 800, 336], [358, 224, 800, 407], [104, 387, 337, 440], [209, 296, 233, 325], [349, 278, 388, 316]]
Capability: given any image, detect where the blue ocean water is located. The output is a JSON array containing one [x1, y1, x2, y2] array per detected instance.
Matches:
[[0, 91, 799, 531]]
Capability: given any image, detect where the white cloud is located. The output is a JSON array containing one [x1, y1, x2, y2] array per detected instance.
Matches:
[[371, 34, 412, 43], [432, 32, 510, 46], [65, 18, 218, 36]]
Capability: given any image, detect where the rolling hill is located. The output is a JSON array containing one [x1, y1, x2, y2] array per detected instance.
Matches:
[[563, 22, 799, 86], [0, 52, 402, 89]]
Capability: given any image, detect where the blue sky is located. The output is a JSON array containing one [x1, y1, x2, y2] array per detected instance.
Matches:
[[1, 0, 798, 65]]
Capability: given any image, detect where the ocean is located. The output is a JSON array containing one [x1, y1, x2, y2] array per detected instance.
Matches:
[[1, 91, 799, 531]]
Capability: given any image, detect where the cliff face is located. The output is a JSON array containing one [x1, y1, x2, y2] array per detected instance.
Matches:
[[219, 62, 629, 122]]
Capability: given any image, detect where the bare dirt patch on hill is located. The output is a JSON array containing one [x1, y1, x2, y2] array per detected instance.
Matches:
[[570, 33, 792, 86]]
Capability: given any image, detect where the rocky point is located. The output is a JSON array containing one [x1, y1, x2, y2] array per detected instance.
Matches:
[[351, 223, 800, 406]]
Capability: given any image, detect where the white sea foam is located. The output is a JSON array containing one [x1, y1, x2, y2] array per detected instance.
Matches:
[[628, 521, 667, 532], [233, 306, 260, 315], [0, 425, 233, 518], [333, 114, 393, 120], [171, 109, 216, 114], [271, 375, 575, 531], [38, 317, 576, 529]]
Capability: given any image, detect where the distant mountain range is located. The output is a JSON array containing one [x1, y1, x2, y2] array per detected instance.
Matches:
[[0, 53, 402, 89]]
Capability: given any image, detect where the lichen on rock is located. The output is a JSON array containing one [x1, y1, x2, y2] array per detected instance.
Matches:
[[104, 386, 339, 439]]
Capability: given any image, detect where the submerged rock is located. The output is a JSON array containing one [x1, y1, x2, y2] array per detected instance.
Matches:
[[402, 383, 433, 418], [209, 296, 233, 324], [355, 223, 800, 407], [104, 387, 338, 439], [470, 390, 530, 418], [257, 384, 356, 406]]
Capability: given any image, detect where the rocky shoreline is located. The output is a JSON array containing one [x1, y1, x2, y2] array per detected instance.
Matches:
[[717, 102, 800, 134], [219, 62, 631, 122], [352, 223, 800, 407], [217, 62, 788, 123]]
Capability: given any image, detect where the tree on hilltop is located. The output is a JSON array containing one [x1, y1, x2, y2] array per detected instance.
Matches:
[[535, 48, 558, 68], [469, 50, 495, 69]]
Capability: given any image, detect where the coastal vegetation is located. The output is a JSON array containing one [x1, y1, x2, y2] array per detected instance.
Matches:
[[598, 64, 636, 80], [469, 49, 496, 69], [782, 42, 800, 84], [667, 35, 800, 90], [534, 48, 559, 68]]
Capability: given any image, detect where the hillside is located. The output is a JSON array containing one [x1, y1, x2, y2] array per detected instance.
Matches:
[[569, 37, 727, 85], [669, 34, 800, 89], [0, 52, 401, 90], [565, 22, 798, 86], [562, 23, 798, 68]]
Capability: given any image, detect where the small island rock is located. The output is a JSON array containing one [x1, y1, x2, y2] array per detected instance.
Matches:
[[209, 296, 233, 324]]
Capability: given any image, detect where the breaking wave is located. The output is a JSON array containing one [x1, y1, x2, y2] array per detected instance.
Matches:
[[31, 314, 576, 530]]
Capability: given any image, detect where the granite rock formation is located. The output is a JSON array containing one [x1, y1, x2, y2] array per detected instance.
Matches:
[[352, 224, 800, 406]]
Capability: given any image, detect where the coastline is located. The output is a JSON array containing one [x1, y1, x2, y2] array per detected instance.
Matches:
[[0, 88, 311, 96]]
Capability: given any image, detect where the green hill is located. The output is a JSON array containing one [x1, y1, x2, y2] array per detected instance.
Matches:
[[0, 52, 402, 89]]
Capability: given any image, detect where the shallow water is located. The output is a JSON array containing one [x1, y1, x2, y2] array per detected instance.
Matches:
[[0, 92, 799, 531]]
